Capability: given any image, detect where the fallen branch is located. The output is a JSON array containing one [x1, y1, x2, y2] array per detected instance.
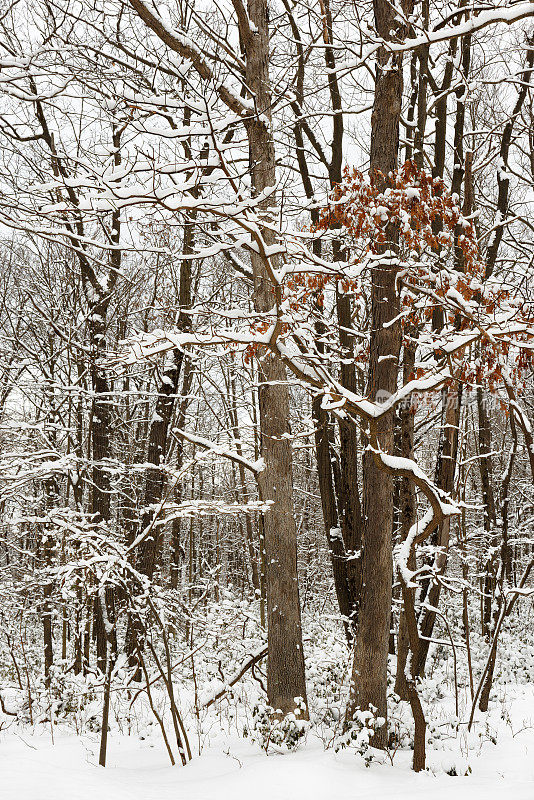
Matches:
[[200, 645, 268, 710]]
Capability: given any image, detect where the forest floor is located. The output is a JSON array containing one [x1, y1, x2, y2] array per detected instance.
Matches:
[[2, 682, 533, 800], [2, 598, 534, 800]]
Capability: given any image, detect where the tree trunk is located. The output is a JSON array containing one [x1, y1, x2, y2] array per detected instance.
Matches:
[[345, 0, 407, 747], [415, 387, 462, 676], [394, 341, 417, 699], [245, 0, 308, 717]]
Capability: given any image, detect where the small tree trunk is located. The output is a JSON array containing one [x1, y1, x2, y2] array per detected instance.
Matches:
[[394, 340, 417, 699], [98, 590, 114, 767]]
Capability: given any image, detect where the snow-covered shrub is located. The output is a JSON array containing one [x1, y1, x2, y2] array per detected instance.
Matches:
[[248, 698, 308, 752], [387, 694, 414, 751], [335, 705, 385, 766], [305, 631, 348, 732]]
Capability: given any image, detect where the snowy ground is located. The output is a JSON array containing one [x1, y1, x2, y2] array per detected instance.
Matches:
[[3, 684, 533, 800]]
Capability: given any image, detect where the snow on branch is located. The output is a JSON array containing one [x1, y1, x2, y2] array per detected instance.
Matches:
[[367, 431, 460, 587], [173, 428, 264, 474], [128, 0, 256, 120], [334, 3, 534, 79], [159, 499, 272, 520], [199, 644, 268, 710]]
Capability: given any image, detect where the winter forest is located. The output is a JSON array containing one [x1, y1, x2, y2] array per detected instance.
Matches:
[[0, 0, 533, 797]]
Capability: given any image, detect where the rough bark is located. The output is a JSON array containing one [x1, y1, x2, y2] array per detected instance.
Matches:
[[244, 0, 308, 717], [345, 0, 408, 747]]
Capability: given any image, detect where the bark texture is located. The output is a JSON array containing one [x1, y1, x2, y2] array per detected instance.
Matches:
[[345, 0, 407, 747], [245, 0, 308, 717]]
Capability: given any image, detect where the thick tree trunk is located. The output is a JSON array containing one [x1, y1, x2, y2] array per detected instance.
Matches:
[[245, 0, 308, 717], [345, 0, 407, 747]]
